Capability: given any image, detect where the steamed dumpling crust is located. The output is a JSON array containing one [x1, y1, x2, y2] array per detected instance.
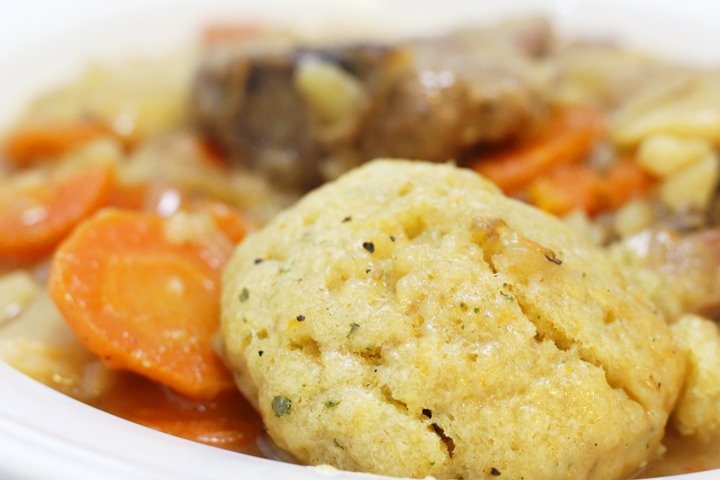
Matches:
[[221, 160, 684, 480]]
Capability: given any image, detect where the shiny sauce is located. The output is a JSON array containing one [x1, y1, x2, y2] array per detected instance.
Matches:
[[89, 372, 264, 456]]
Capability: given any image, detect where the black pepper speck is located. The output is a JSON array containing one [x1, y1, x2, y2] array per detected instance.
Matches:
[[544, 253, 562, 265], [362, 242, 375, 253], [296, 315, 305, 322], [490, 467, 501, 476]]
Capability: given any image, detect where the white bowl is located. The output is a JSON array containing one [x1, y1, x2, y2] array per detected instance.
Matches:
[[1, 1, 719, 479]]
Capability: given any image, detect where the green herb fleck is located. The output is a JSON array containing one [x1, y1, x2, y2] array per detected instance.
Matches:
[[278, 267, 290, 274], [347, 322, 360, 338], [459, 302, 468, 312], [324, 400, 340, 409], [430, 461, 436, 466], [473, 307, 480, 314], [500, 291, 514, 301], [271, 395, 292, 417], [239, 288, 250, 302]]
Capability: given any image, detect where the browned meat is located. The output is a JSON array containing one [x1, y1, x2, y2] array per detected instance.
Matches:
[[619, 228, 720, 321], [191, 18, 552, 190]]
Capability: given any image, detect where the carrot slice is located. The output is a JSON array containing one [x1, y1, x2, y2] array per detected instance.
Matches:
[[528, 159, 654, 216], [4, 122, 112, 168], [0, 164, 114, 264], [108, 180, 255, 243], [470, 105, 604, 195], [528, 165, 603, 215], [93, 373, 262, 453], [49, 209, 235, 400], [600, 159, 654, 210]]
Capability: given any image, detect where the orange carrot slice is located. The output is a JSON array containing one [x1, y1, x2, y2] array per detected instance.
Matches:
[[528, 165, 603, 215], [108, 180, 255, 243], [93, 373, 262, 452], [49, 209, 235, 400], [0, 164, 114, 264], [600, 159, 654, 210], [470, 105, 604, 195], [4, 122, 112, 168], [528, 159, 653, 216]]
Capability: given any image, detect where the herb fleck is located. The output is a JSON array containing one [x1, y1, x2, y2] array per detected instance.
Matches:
[[544, 253, 562, 265], [389, 235, 396, 242], [500, 291, 514, 301], [460, 302, 468, 312], [473, 307, 480, 314], [296, 315, 305, 322], [258, 350, 264, 357], [271, 395, 292, 417], [362, 241, 375, 253], [342, 216, 352, 223], [254, 258, 264, 265], [324, 400, 340, 409], [278, 267, 290, 274], [239, 287, 250, 302], [490, 467, 501, 476], [347, 322, 360, 338]]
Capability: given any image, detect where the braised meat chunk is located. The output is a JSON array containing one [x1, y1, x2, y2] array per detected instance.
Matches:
[[192, 19, 551, 190]]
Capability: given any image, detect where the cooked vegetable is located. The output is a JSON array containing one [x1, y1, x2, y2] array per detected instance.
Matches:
[[636, 134, 712, 178], [470, 105, 604, 195], [49, 209, 237, 399], [658, 152, 719, 211], [527, 158, 651, 215], [190, 198, 256, 244], [0, 164, 114, 264], [4, 122, 113, 168], [528, 164, 603, 215], [94, 373, 263, 451]]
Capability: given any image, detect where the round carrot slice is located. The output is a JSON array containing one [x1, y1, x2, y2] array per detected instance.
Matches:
[[4, 122, 113, 168], [49, 209, 235, 400], [0, 164, 114, 264]]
